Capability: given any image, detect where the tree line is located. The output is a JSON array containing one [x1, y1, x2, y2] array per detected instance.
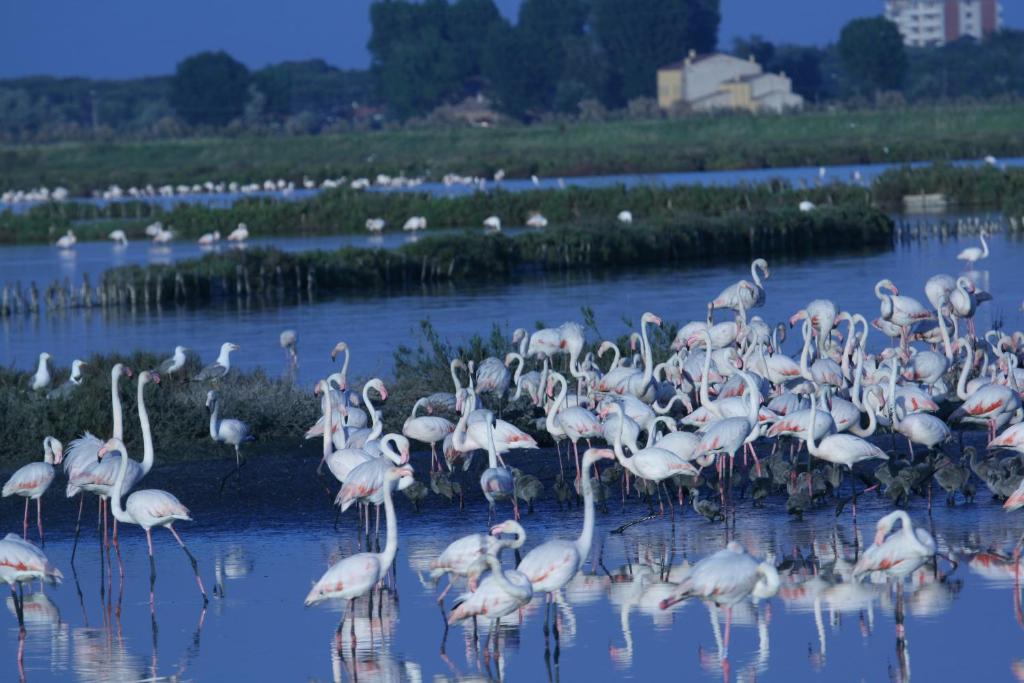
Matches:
[[1, 2, 1023, 142]]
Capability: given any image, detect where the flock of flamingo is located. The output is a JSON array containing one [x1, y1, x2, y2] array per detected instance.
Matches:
[[3, 227, 1023, 674]]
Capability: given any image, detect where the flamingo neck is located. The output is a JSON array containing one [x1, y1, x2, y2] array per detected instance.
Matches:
[[610, 406, 636, 473], [807, 393, 821, 454], [450, 361, 463, 395], [639, 319, 654, 387], [377, 477, 399, 573], [112, 371, 124, 440], [485, 419, 499, 469], [576, 457, 596, 565], [486, 555, 530, 601], [980, 233, 989, 257], [956, 340, 972, 400], [381, 436, 403, 465], [509, 354, 524, 400], [322, 385, 333, 460], [700, 336, 713, 410], [209, 398, 221, 439], [546, 375, 568, 436], [138, 379, 154, 476], [110, 443, 133, 524]]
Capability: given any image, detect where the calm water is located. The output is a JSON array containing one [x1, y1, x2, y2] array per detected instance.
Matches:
[[0, 228, 1017, 384], [4, 156, 1024, 212], [1, 449, 1023, 682], [0, 229, 524, 286]]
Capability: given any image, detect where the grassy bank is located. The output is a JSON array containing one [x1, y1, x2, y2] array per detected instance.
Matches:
[[81, 206, 891, 309], [0, 352, 318, 465], [1, 180, 872, 245], [2, 103, 1021, 196], [0, 318, 648, 464]]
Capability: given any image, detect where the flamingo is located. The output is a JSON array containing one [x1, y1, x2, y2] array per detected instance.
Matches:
[[517, 447, 614, 631], [30, 353, 51, 392], [335, 435, 413, 536], [479, 416, 518, 522], [64, 364, 138, 558], [853, 511, 936, 579], [315, 378, 368, 482], [306, 464, 413, 640], [806, 391, 888, 514], [790, 299, 838, 354], [98, 437, 208, 604], [0, 535, 62, 628], [951, 353, 1021, 440], [402, 397, 455, 472], [429, 519, 525, 611], [192, 342, 239, 383], [694, 371, 764, 477], [607, 403, 698, 513], [107, 229, 128, 246], [710, 258, 769, 312], [447, 554, 533, 650], [3, 437, 62, 542], [546, 372, 602, 480], [956, 229, 989, 267]]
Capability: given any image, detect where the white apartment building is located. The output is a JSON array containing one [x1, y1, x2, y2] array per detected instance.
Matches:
[[885, 0, 1002, 47]]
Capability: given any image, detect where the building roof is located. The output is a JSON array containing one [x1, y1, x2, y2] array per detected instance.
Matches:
[[658, 53, 737, 71]]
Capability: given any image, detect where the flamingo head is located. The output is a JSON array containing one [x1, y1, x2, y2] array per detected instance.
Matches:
[[643, 312, 663, 327], [44, 437, 63, 465], [385, 465, 414, 482], [490, 519, 521, 537], [97, 438, 125, 461], [205, 390, 218, 409], [330, 341, 348, 361]]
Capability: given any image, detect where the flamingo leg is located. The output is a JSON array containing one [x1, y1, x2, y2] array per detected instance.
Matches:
[[22, 498, 29, 540], [9, 586, 23, 629], [724, 606, 733, 657], [71, 495, 84, 563], [573, 441, 582, 485], [146, 528, 156, 609], [168, 525, 209, 605]]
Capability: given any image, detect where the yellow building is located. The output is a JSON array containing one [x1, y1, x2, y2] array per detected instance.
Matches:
[[657, 51, 803, 113]]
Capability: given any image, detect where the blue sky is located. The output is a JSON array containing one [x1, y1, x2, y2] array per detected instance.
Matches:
[[2, 0, 1021, 78]]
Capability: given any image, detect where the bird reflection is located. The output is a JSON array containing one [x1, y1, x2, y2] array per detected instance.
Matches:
[[329, 585, 401, 682]]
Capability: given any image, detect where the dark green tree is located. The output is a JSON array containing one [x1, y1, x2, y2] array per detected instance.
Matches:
[[838, 17, 907, 96], [369, 0, 506, 118], [593, 0, 721, 104], [169, 51, 250, 126]]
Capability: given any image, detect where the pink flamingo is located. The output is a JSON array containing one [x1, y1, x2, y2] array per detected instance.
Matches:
[[0, 534, 62, 628], [853, 511, 935, 579], [64, 363, 132, 560], [306, 465, 413, 640], [694, 371, 764, 477], [517, 448, 614, 632], [479, 416, 518, 522], [545, 372, 602, 480], [447, 553, 533, 652], [335, 435, 413, 536], [710, 258, 769, 312], [98, 436, 207, 604], [403, 397, 455, 472], [429, 519, 525, 613], [3, 437, 62, 542], [806, 391, 888, 515]]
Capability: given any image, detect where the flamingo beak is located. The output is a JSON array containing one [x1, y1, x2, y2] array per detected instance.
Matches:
[[151, 372, 161, 384], [380, 387, 389, 400], [651, 315, 663, 326], [124, 367, 134, 378], [490, 523, 505, 536]]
